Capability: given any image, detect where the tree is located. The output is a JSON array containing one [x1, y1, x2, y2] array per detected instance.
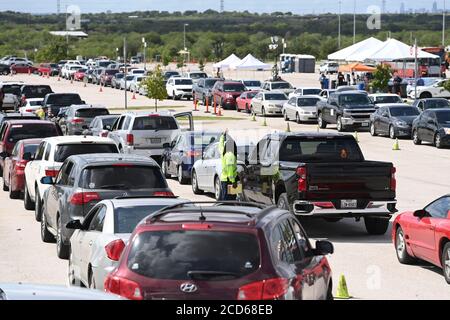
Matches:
[[162, 54, 171, 67], [35, 37, 69, 62], [142, 65, 167, 112], [371, 64, 392, 93]]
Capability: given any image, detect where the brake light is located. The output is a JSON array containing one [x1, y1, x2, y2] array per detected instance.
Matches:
[[45, 169, 59, 177], [152, 191, 175, 197], [25, 109, 33, 113], [105, 239, 126, 261], [390, 167, 396, 192], [104, 275, 143, 300], [15, 160, 28, 173], [186, 150, 201, 157], [69, 192, 100, 205], [237, 278, 289, 300], [101, 131, 108, 137], [182, 223, 212, 230], [296, 167, 307, 192], [71, 118, 84, 123], [126, 134, 134, 146]]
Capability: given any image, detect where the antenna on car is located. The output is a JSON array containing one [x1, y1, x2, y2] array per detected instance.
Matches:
[[199, 206, 206, 222]]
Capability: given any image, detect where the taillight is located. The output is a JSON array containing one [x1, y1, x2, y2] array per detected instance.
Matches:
[[25, 109, 33, 113], [101, 131, 108, 137], [237, 278, 289, 300], [21, 95, 26, 103], [186, 150, 201, 157], [182, 223, 212, 230], [153, 191, 175, 197], [71, 118, 84, 123], [390, 167, 396, 192], [313, 202, 335, 209], [126, 134, 134, 146], [296, 167, 307, 192], [105, 239, 126, 261], [104, 275, 143, 300], [69, 192, 100, 205], [16, 160, 28, 173], [45, 169, 59, 177]]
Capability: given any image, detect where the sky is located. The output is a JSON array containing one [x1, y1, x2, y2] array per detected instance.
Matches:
[[0, 0, 445, 15]]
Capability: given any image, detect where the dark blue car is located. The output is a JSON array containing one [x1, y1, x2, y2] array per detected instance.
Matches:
[[161, 131, 221, 184]]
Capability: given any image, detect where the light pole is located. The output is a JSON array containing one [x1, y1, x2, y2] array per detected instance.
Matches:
[[338, 0, 342, 48], [269, 36, 280, 80], [123, 38, 128, 110], [142, 37, 147, 70], [443, 0, 446, 47], [183, 23, 189, 65]]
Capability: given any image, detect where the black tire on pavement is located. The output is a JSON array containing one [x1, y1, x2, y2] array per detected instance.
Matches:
[[24, 183, 35, 210], [178, 166, 188, 185], [277, 193, 291, 212], [442, 242, 450, 284], [370, 123, 377, 136], [35, 191, 43, 222], [364, 217, 390, 235], [413, 130, 422, 145], [41, 210, 55, 243], [435, 133, 443, 149], [9, 177, 20, 199], [57, 216, 70, 260], [318, 113, 327, 129], [161, 160, 171, 178], [2, 179, 8, 191], [389, 125, 396, 139], [191, 171, 203, 195]]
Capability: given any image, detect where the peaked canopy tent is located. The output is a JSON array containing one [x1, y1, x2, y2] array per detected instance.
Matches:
[[338, 63, 376, 73], [364, 38, 440, 61], [213, 54, 242, 70], [328, 37, 383, 61], [232, 54, 272, 70]]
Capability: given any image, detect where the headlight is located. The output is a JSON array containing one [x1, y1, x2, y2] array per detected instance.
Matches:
[[395, 121, 408, 127], [444, 128, 450, 135], [226, 94, 233, 99]]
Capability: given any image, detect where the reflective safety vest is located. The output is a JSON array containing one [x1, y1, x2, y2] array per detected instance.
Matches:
[[219, 134, 237, 183]]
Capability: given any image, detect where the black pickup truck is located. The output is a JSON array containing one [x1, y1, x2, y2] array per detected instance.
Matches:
[[238, 132, 397, 235], [317, 91, 376, 131]]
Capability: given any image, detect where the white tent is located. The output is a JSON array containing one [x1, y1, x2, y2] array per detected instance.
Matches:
[[328, 37, 383, 61], [213, 54, 242, 70], [365, 38, 440, 61], [232, 54, 271, 70]]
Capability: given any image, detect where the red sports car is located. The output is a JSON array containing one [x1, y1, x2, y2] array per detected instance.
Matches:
[[236, 90, 258, 113], [393, 195, 450, 284], [2, 138, 42, 199]]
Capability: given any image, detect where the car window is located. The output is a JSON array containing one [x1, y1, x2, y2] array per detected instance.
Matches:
[[271, 223, 294, 264], [122, 116, 131, 130], [290, 219, 311, 255], [34, 142, 46, 161], [116, 116, 125, 130], [54, 144, 118, 163], [88, 205, 107, 232], [114, 205, 173, 233], [11, 143, 20, 157], [203, 145, 216, 160], [288, 98, 296, 105], [425, 196, 450, 219], [44, 144, 51, 161], [75, 108, 109, 118], [279, 219, 303, 262], [7, 124, 59, 144], [132, 116, 178, 131], [56, 161, 74, 186]]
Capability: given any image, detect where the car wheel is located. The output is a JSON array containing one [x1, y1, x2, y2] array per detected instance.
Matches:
[[318, 113, 327, 129], [172, 91, 176, 100], [261, 107, 266, 117], [191, 170, 203, 195], [2, 178, 8, 191], [178, 165, 188, 185], [413, 130, 422, 145], [9, 177, 20, 199], [395, 226, 416, 264], [57, 216, 70, 260], [214, 176, 221, 201], [35, 190, 43, 222], [296, 113, 301, 124], [41, 209, 55, 243], [389, 125, 396, 139], [434, 133, 443, 149], [442, 242, 450, 284], [336, 116, 345, 132], [283, 111, 289, 121], [89, 271, 96, 289], [277, 193, 291, 212], [370, 123, 377, 136], [68, 255, 76, 286], [364, 217, 389, 235], [419, 92, 432, 99], [24, 183, 35, 210], [161, 160, 171, 178]]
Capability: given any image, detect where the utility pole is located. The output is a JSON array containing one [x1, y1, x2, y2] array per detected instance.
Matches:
[[124, 37, 128, 110], [414, 38, 418, 100], [142, 37, 147, 70], [443, 0, 446, 47], [353, 0, 356, 44], [338, 0, 342, 49]]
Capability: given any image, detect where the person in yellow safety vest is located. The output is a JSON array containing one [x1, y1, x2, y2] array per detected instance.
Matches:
[[35, 107, 45, 120], [218, 130, 238, 201]]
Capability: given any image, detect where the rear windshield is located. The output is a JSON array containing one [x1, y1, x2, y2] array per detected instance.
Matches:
[[102, 117, 119, 126], [8, 124, 59, 143], [127, 231, 260, 280], [75, 108, 109, 118], [115, 73, 125, 79], [82, 165, 167, 190], [223, 84, 246, 92], [426, 100, 450, 109], [301, 89, 320, 95], [189, 73, 207, 79], [375, 96, 402, 104], [24, 144, 39, 155], [205, 79, 219, 88], [54, 144, 118, 162], [2, 85, 21, 96], [114, 205, 172, 233], [105, 70, 119, 76], [279, 138, 364, 162], [436, 111, 450, 123], [175, 79, 193, 85], [28, 100, 43, 106], [132, 116, 178, 131], [243, 81, 261, 87], [46, 94, 82, 106], [265, 93, 287, 100], [22, 86, 53, 98], [271, 82, 292, 89], [389, 107, 420, 117]]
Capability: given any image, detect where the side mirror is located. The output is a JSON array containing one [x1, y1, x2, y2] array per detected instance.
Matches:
[[40, 176, 55, 185], [0, 151, 8, 159], [23, 152, 34, 161], [66, 220, 84, 230], [413, 209, 428, 218], [104, 124, 112, 131], [315, 240, 334, 255]]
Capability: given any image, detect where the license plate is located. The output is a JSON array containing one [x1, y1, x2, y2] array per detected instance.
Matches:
[[228, 183, 243, 195], [150, 138, 161, 144], [361, 122, 369, 127], [341, 200, 357, 209]]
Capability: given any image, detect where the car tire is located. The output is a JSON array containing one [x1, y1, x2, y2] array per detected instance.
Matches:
[[442, 242, 450, 284], [336, 116, 345, 132], [178, 165, 188, 185], [2, 178, 8, 191], [395, 226, 416, 264], [214, 176, 221, 201], [57, 216, 70, 260], [89, 270, 96, 289], [389, 125, 396, 139], [413, 130, 422, 145], [318, 113, 327, 129], [370, 123, 377, 136], [277, 193, 291, 212], [24, 183, 35, 210], [246, 104, 251, 114], [419, 92, 432, 99], [283, 111, 289, 121], [161, 160, 171, 178], [296, 113, 301, 124], [35, 190, 43, 222], [261, 107, 266, 117], [364, 217, 389, 235], [9, 177, 20, 199], [41, 209, 55, 243], [172, 91, 176, 100], [191, 170, 203, 195], [434, 133, 443, 149]]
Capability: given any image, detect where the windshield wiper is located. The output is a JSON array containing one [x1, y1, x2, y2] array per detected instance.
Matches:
[[187, 270, 239, 280], [97, 184, 128, 190]]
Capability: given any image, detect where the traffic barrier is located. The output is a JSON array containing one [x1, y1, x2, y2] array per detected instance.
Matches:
[[354, 131, 359, 143], [217, 105, 223, 117], [335, 275, 352, 299], [28, 69, 31, 76], [286, 122, 291, 133], [392, 138, 400, 151], [99, 84, 103, 93], [132, 90, 137, 100], [204, 98, 210, 113]]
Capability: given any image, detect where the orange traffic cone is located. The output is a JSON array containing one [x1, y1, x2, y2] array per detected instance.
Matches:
[[132, 91, 137, 100], [217, 105, 223, 117], [58, 75, 61, 81], [99, 85, 103, 93]]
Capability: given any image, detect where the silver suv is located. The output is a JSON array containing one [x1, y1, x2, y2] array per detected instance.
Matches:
[[107, 111, 193, 163], [59, 104, 109, 135]]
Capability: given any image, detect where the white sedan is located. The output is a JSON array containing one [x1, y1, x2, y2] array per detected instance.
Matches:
[[282, 95, 321, 123], [250, 91, 289, 116], [408, 79, 450, 99], [68, 197, 187, 291]]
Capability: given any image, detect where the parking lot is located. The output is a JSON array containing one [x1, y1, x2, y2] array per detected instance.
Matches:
[[0, 70, 449, 300]]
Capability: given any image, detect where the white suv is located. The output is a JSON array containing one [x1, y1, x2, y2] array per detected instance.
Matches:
[[166, 77, 193, 100], [23, 136, 119, 221], [319, 62, 339, 74], [61, 64, 83, 79]]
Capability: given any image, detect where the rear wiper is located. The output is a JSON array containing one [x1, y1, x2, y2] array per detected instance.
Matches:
[[97, 184, 128, 190], [187, 270, 239, 280]]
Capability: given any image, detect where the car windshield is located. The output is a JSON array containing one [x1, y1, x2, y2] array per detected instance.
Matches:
[[125, 75, 134, 80], [223, 84, 246, 92], [191, 133, 221, 146], [127, 231, 260, 280], [114, 205, 173, 233], [265, 93, 287, 100], [389, 107, 420, 117], [132, 116, 178, 131], [82, 166, 167, 189], [426, 100, 450, 109], [46, 94, 82, 106], [436, 111, 450, 124], [246, 92, 258, 99], [297, 98, 321, 106], [8, 124, 59, 143], [339, 94, 371, 105], [302, 89, 322, 95], [105, 70, 119, 75], [54, 144, 118, 162], [189, 73, 207, 79], [205, 79, 219, 88], [279, 138, 364, 162], [75, 108, 109, 118], [115, 73, 124, 79], [22, 86, 53, 98], [271, 82, 292, 89], [376, 96, 402, 104], [243, 81, 261, 87], [165, 72, 179, 79], [175, 79, 193, 85]]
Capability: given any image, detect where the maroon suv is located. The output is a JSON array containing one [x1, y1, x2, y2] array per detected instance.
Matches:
[[212, 81, 246, 110], [104, 201, 334, 300]]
